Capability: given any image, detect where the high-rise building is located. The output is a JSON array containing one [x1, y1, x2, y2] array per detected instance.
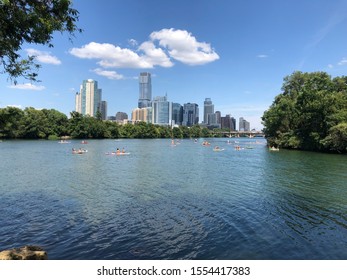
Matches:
[[75, 79, 102, 117], [221, 114, 236, 131], [100, 101, 107, 120], [203, 98, 214, 124], [172, 103, 183, 126], [152, 95, 172, 125], [239, 117, 250, 131], [182, 103, 199, 126], [138, 72, 152, 108]]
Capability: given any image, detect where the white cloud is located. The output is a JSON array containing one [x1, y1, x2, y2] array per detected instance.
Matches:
[[338, 57, 347, 65], [8, 83, 45, 91], [70, 42, 153, 68], [69, 28, 219, 69], [138, 41, 173, 67], [128, 39, 138, 46], [92, 68, 125, 80], [26, 48, 61, 65], [328, 64, 334, 69], [257, 54, 268, 58], [150, 28, 220, 65]]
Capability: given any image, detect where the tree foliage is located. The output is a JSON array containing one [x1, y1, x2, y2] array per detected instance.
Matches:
[[262, 71, 347, 153], [0, 108, 214, 140], [0, 0, 81, 83]]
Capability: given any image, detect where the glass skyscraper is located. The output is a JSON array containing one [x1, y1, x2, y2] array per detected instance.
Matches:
[[75, 79, 102, 117], [152, 95, 172, 125], [138, 72, 152, 108], [203, 98, 214, 124], [182, 103, 199, 126]]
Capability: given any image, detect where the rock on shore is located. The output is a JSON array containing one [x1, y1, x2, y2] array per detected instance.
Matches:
[[0, 246, 47, 260]]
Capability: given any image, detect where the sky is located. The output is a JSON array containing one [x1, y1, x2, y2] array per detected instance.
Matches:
[[2, 0, 347, 130]]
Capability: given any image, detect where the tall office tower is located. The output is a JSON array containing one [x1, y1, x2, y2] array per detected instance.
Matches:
[[75, 79, 102, 117], [221, 114, 236, 131], [100, 101, 107, 120], [182, 103, 199, 126], [138, 72, 152, 108], [231, 117, 236, 131], [215, 111, 221, 124], [172, 103, 183, 126], [239, 117, 250, 131], [152, 95, 172, 125], [203, 98, 214, 124]]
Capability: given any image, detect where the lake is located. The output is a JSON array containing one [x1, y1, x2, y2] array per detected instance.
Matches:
[[0, 138, 346, 259]]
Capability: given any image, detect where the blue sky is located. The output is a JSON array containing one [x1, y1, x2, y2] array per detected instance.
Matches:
[[2, 0, 347, 130]]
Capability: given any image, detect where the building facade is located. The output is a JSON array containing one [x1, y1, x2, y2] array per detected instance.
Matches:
[[172, 103, 183, 126], [152, 95, 172, 125], [116, 112, 128, 121], [138, 72, 152, 109], [221, 114, 236, 131], [239, 117, 250, 131], [132, 107, 152, 123], [203, 98, 214, 124], [100, 101, 107, 120], [182, 103, 199, 126], [75, 79, 102, 117]]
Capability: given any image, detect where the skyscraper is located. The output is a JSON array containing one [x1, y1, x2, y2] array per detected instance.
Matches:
[[100, 101, 107, 120], [239, 117, 250, 131], [203, 98, 214, 124], [182, 103, 199, 126], [152, 95, 172, 125], [75, 79, 102, 117], [138, 72, 152, 108], [172, 103, 183, 126]]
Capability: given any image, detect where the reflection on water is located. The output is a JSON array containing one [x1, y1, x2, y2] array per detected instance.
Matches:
[[0, 139, 346, 259]]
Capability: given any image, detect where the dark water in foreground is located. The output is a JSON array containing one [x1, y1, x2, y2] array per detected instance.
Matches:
[[0, 138, 346, 259]]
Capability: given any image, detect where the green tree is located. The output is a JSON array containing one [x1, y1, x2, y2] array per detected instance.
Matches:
[[262, 71, 347, 153], [0, 106, 24, 138], [0, 0, 81, 83]]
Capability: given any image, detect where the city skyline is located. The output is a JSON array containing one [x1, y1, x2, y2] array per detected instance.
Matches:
[[2, 0, 347, 130]]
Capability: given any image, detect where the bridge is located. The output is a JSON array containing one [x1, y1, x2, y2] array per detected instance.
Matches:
[[210, 131, 265, 138]]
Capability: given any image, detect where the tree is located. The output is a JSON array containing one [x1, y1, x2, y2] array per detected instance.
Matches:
[[0, 0, 81, 83], [262, 71, 347, 153]]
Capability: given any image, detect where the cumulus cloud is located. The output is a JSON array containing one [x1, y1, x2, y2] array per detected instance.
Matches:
[[149, 28, 220, 65], [8, 83, 45, 91], [138, 41, 173, 67], [69, 28, 219, 71], [92, 68, 125, 80], [26, 49, 61, 65]]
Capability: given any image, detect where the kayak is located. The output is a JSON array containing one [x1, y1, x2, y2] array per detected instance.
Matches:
[[105, 152, 130, 156]]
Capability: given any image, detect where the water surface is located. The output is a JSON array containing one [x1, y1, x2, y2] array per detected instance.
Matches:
[[0, 138, 346, 259]]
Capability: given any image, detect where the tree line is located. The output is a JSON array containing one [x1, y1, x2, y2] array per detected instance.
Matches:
[[0, 108, 213, 139], [262, 71, 347, 153]]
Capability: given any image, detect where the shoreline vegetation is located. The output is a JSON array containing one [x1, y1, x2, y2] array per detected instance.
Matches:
[[262, 71, 347, 154], [1, 71, 346, 153], [0, 108, 217, 140]]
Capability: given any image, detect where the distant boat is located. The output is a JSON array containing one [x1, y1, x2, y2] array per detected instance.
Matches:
[[81, 140, 88, 144], [269, 146, 279, 151], [72, 148, 87, 154], [58, 140, 70, 144], [105, 152, 130, 156]]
